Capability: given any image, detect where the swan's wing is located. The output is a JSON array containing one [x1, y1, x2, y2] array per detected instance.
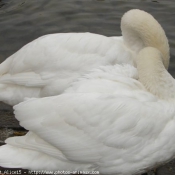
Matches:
[[0, 33, 133, 82], [9, 33, 133, 74], [13, 91, 175, 174]]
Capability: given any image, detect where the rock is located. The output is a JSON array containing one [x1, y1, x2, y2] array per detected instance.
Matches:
[[0, 102, 21, 128], [157, 159, 175, 175]]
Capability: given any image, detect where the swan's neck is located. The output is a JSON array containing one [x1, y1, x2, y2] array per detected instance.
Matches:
[[137, 48, 175, 100], [121, 9, 169, 69]]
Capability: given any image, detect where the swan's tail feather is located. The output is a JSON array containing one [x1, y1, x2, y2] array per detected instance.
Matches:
[[0, 144, 93, 171], [0, 145, 34, 169], [0, 144, 65, 170], [5, 132, 68, 161], [0, 59, 46, 105], [0, 132, 65, 170], [0, 70, 48, 105], [0, 85, 38, 106], [0, 134, 94, 171]]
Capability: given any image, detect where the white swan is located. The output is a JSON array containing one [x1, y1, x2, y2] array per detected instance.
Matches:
[[0, 47, 175, 175], [0, 9, 169, 105]]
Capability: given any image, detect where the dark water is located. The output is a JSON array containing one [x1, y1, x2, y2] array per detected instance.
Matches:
[[0, 0, 175, 75]]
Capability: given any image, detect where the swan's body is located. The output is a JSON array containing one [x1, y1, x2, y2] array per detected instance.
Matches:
[[0, 9, 169, 105], [0, 47, 175, 175]]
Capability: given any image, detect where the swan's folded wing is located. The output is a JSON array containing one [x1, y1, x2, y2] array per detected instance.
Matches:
[[13, 92, 174, 174], [5, 33, 132, 76]]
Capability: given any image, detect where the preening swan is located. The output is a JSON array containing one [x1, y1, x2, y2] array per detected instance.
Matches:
[[0, 47, 175, 175], [0, 9, 169, 105]]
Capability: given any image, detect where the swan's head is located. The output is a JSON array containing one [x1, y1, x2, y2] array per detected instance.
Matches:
[[137, 47, 175, 99], [121, 9, 169, 69]]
